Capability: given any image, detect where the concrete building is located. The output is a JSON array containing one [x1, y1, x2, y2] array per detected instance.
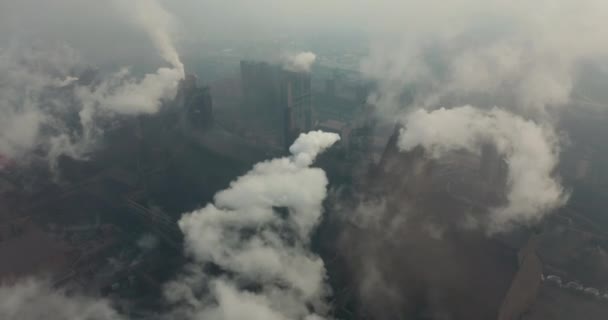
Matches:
[[240, 61, 281, 114], [175, 74, 213, 131], [281, 69, 313, 149], [240, 60, 313, 150]]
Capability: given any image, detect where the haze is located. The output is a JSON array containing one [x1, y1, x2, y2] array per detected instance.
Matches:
[[1, 1, 608, 320]]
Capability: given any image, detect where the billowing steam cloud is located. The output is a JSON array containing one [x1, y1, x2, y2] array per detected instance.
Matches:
[[0, 0, 184, 168], [0, 279, 122, 320], [0, 131, 339, 319], [357, 0, 608, 231], [398, 106, 569, 232], [283, 52, 317, 73], [60, 0, 185, 163], [166, 131, 340, 320]]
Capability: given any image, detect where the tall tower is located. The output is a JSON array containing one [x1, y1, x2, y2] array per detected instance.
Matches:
[[239, 60, 313, 150], [176, 74, 214, 131], [281, 70, 312, 150]]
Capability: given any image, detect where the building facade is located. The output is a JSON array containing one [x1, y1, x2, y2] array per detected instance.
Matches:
[[176, 74, 213, 131], [240, 61, 313, 150]]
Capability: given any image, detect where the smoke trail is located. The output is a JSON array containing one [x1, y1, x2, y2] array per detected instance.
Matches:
[[166, 131, 340, 320], [0, 0, 185, 168], [73, 0, 186, 156], [117, 0, 184, 74]]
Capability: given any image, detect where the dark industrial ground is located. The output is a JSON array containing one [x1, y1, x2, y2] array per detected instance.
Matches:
[[1, 61, 608, 319]]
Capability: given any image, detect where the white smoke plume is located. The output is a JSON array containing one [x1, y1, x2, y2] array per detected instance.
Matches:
[[0, 278, 122, 320], [0, 0, 184, 168], [0, 131, 339, 319], [357, 0, 608, 231], [283, 52, 317, 73], [398, 106, 569, 232], [167, 131, 340, 320], [69, 0, 185, 159], [122, 0, 185, 74], [79, 0, 185, 116]]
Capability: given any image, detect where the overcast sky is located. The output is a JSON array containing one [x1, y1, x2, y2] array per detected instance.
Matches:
[[1, 1, 606, 62]]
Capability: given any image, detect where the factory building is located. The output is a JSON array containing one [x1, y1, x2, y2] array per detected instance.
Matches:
[[281, 69, 313, 150], [240, 60, 313, 150], [175, 74, 214, 131], [240, 61, 282, 115]]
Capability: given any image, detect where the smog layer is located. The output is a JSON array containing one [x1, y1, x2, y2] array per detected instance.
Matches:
[[2, 1, 608, 320]]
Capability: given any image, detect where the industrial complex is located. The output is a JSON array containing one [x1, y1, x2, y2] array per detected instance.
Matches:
[[1, 56, 608, 320]]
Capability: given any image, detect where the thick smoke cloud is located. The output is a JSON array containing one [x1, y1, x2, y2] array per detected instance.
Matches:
[[398, 106, 568, 232], [354, 0, 608, 232], [331, 3, 602, 314], [283, 52, 317, 73], [167, 131, 340, 320], [0, 131, 339, 320], [0, 279, 122, 320], [0, 0, 184, 167]]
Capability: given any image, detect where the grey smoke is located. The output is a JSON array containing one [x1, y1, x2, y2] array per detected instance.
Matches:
[[333, 2, 605, 315], [119, 0, 184, 73], [167, 131, 340, 320], [0, 0, 184, 167]]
